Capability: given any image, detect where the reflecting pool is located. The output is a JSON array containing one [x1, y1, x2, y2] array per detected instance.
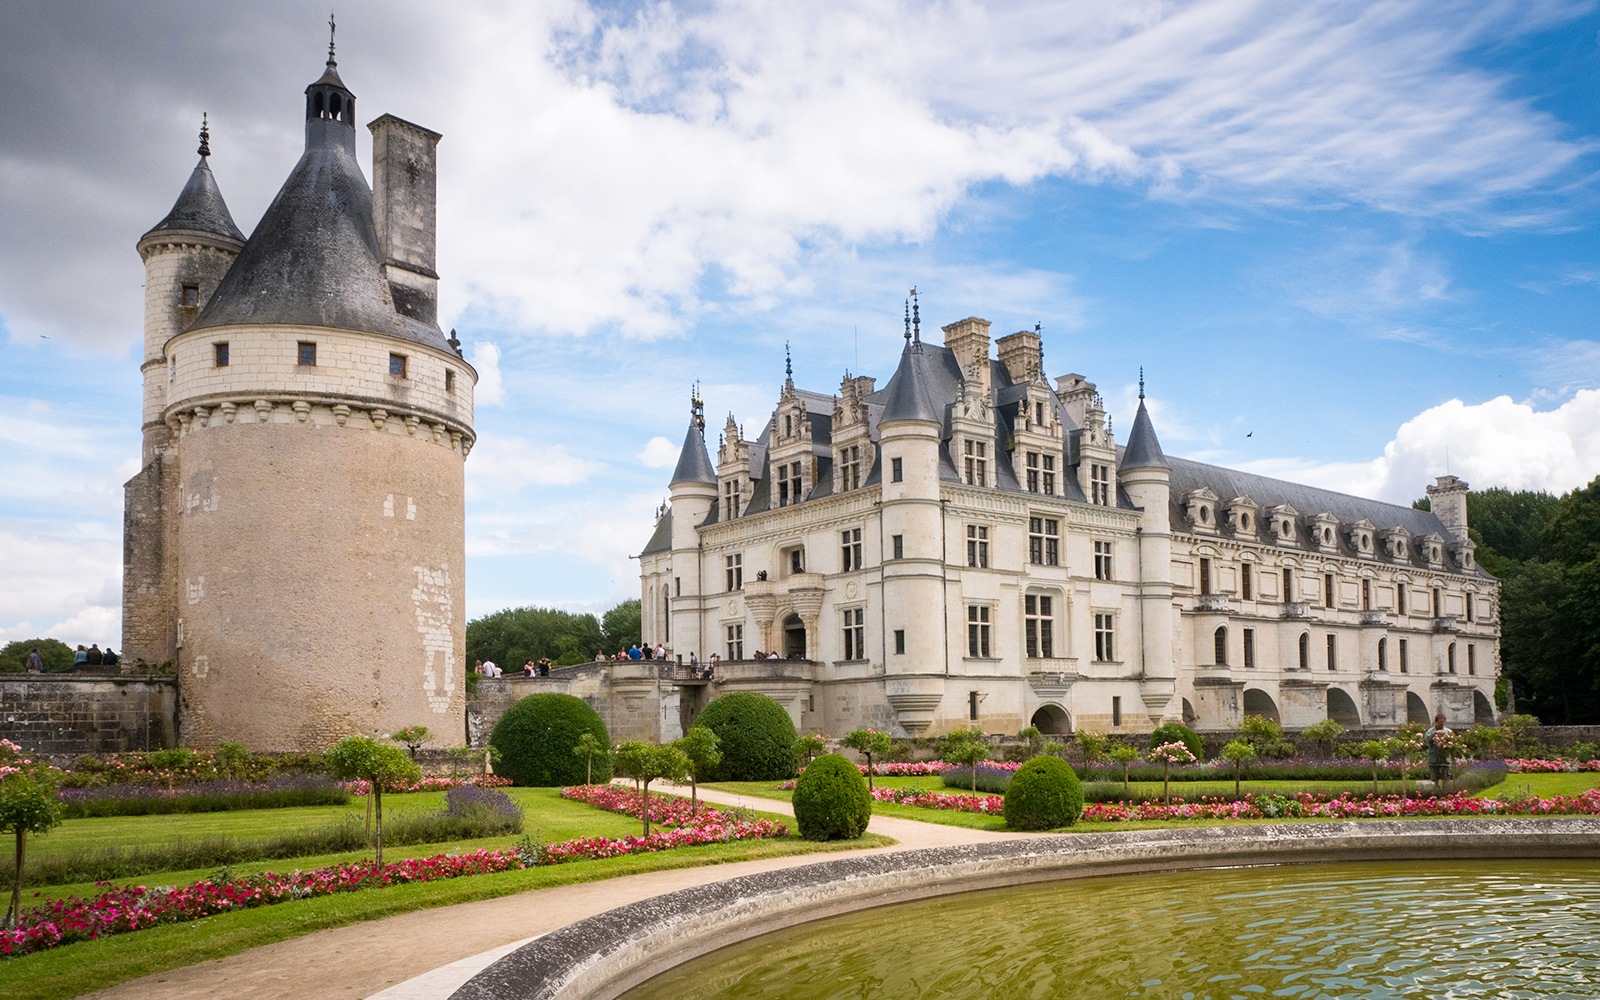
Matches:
[[619, 861, 1600, 999]]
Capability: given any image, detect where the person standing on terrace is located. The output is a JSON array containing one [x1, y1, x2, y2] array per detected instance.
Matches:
[[1425, 714, 1454, 786]]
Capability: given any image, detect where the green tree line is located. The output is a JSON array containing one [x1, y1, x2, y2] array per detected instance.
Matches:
[[465, 599, 642, 669], [1418, 477, 1600, 724]]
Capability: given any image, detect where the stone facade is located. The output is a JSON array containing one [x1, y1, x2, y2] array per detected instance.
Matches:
[[1, 675, 178, 755], [639, 311, 1500, 739]]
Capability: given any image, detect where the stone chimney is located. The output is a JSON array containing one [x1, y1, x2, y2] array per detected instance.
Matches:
[[942, 317, 992, 394], [996, 328, 1042, 384], [1426, 475, 1471, 543], [368, 114, 442, 324], [1055, 373, 1097, 428]]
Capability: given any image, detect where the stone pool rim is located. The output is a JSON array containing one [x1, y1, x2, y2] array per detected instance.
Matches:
[[448, 818, 1600, 1000]]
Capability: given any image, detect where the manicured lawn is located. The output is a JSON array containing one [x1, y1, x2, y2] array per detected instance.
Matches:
[[1483, 772, 1600, 799]]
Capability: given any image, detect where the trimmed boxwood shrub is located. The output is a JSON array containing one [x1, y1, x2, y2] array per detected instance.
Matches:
[[692, 692, 798, 781], [1149, 722, 1203, 761], [792, 753, 872, 841], [490, 693, 612, 787], [1003, 755, 1084, 830]]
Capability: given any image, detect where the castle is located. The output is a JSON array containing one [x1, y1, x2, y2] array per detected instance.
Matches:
[[639, 301, 1500, 737], [121, 39, 475, 750]]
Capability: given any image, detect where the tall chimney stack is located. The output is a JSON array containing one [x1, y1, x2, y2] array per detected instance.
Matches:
[[368, 114, 442, 325]]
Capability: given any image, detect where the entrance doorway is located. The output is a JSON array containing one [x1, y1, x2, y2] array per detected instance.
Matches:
[[783, 614, 806, 659], [1030, 704, 1071, 735]]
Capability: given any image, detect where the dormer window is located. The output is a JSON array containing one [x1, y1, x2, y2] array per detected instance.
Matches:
[[1200, 505, 1210, 524], [1184, 488, 1220, 531], [1090, 463, 1110, 505], [964, 440, 988, 487], [839, 445, 862, 492]]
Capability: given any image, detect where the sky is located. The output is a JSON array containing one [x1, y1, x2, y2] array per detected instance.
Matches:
[[2, 0, 1598, 648]]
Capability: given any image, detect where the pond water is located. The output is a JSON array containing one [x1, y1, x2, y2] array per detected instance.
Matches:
[[619, 860, 1600, 1000]]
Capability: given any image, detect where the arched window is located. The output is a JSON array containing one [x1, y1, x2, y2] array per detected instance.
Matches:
[[313, 92, 325, 116], [1298, 633, 1309, 671], [1448, 642, 1456, 673], [1213, 626, 1227, 666], [1377, 637, 1387, 672]]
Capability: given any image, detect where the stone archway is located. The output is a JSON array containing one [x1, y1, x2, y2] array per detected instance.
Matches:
[[1030, 704, 1071, 735], [1181, 698, 1197, 726], [1406, 691, 1430, 725], [1474, 690, 1495, 725], [1243, 688, 1280, 723], [783, 614, 806, 659], [1326, 687, 1361, 727]]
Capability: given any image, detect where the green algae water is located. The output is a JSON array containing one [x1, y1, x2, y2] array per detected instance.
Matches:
[[619, 861, 1600, 1000]]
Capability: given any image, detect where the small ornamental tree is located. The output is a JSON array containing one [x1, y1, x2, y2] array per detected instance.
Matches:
[[1358, 739, 1388, 795], [942, 728, 991, 799], [1302, 719, 1344, 758], [572, 732, 609, 786], [1149, 723, 1203, 761], [1076, 730, 1112, 763], [793, 733, 828, 769], [792, 753, 872, 841], [1147, 741, 1197, 805], [673, 726, 723, 816], [840, 729, 893, 790], [1018, 725, 1044, 758], [1237, 715, 1293, 759], [147, 747, 197, 791], [1385, 729, 1426, 800], [1220, 739, 1257, 796], [1004, 756, 1084, 830], [214, 740, 250, 780], [325, 736, 421, 866], [390, 726, 433, 761], [613, 741, 689, 837], [1, 775, 62, 928], [1108, 744, 1140, 794]]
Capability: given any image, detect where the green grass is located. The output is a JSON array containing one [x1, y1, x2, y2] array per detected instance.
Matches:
[[1481, 772, 1600, 799]]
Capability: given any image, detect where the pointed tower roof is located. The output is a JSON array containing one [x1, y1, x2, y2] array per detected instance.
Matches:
[[141, 116, 246, 245], [879, 295, 943, 424], [188, 45, 450, 352], [1121, 370, 1169, 470], [671, 391, 717, 486]]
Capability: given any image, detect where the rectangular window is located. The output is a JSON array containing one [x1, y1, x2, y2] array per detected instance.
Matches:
[[1094, 541, 1113, 582], [840, 445, 861, 492], [1043, 454, 1056, 496], [213, 342, 229, 367], [1243, 628, 1255, 669], [1466, 596, 1474, 622], [298, 341, 317, 366], [966, 524, 989, 568], [894, 629, 906, 655], [1327, 634, 1337, 671], [1467, 644, 1475, 675], [726, 624, 744, 661], [1448, 643, 1456, 673], [1325, 573, 1336, 609], [1283, 568, 1294, 603], [966, 605, 991, 658], [1399, 637, 1409, 674], [725, 553, 742, 592], [1199, 558, 1211, 595], [1241, 563, 1252, 601], [789, 548, 805, 575], [841, 528, 863, 572], [1094, 613, 1115, 662], [1025, 594, 1054, 658], [389, 353, 408, 378], [1362, 579, 1371, 611], [1432, 587, 1441, 616], [1112, 696, 1123, 728], [1397, 582, 1407, 615], [1090, 463, 1111, 506], [778, 461, 803, 507], [778, 479, 789, 507], [674, 577, 681, 597], [724, 479, 742, 518], [842, 608, 866, 660], [1026, 452, 1040, 493], [445, 369, 456, 392], [891, 457, 903, 483], [969, 691, 980, 722], [181, 283, 200, 307], [1027, 517, 1059, 566], [891, 534, 904, 560], [963, 440, 988, 487]]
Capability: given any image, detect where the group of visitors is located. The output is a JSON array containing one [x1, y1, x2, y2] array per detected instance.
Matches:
[[594, 643, 669, 662], [522, 658, 552, 676], [68, 644, 118, 670], [473, 659, 503, 677]]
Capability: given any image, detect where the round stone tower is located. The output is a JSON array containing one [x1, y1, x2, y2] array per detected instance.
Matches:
[[127, 43, 476, 749]]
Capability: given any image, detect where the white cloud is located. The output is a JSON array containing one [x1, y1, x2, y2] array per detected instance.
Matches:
[[464, 434, 605, 497], [0, 523, 121, 646], [1236, 389, 1600, 504], [638, 435, 679, 468], [467, 341, 505, 406]]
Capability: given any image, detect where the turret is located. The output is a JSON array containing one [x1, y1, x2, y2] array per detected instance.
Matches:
[[669, 389, 718, 545], [1117, 373, 1176, 722]]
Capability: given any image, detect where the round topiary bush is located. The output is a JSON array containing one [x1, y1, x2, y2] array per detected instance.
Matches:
[[1149, 722, 1203, 761], [792, 753, 872, 841], [1003, 755, 1084, 830], [489, 693, 612, 787], [692, 692, 798, 781]]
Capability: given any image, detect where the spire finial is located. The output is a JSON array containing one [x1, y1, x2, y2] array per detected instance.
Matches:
[[692, 381, 704, 430], [197, 112, 211, 158], [327, 11, 337, 66], [785, 342, 793, 379], [910, 286, 920, 344], [1138, 366, 1145, 402], [904, 299, 911, 344]]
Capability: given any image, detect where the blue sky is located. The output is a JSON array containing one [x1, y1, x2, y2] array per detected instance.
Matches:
[[2, 0, 1598, 647]]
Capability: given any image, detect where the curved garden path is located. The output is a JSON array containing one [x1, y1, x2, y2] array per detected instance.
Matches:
[[81, 783, 1027, 1000]]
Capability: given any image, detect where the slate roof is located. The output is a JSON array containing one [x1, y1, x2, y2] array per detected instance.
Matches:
[[143, 156, 246, 245], [875, 340, 957, 424], [640, 510, 672, 556], [1121, 399, 1168, 470], [670, 417, 717, 486]]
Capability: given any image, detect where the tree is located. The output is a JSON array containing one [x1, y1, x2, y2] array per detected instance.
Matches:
[[324, 736, 422, 866], [1017, 725, 1043, 758], [793, 733, 828, 769], [1220, 739, 1256, 796], [1302, 719, 1344, 758], [942, 728, 991, 799], [613, 741, 689, 837], [673, 726, 722, 816], [389, 726, 433, 761], [1076, 730, 1113, 763], [1357, 739, 1388, 795], [214, 740, 250, 780], [1108, 744, 1140, 794], [1147, 741, 1196, 805], [571, 732, 609, 787], [0, 638, 74, 675], [1, 775, 62, 928], [1385, 728, 1425, 801], [1237, 715, 1291, 758], [840, 729, 893, 790], [466, 605, 605, 670], [601, 599, 643, 653]]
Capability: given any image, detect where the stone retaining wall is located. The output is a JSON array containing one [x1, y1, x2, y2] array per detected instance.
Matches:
[[451, 818, 1600, 1000], [0, 674, 178, 754]]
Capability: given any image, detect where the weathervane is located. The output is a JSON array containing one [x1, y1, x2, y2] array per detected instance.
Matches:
[[327, 11, 337, 66], [910, 286, 920, 343], [1139, 366, 1145, 401]]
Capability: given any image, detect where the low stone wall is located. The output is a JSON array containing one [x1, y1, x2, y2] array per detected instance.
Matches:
[[0, 674, 178, 754], [452, 818, 1600, 1000], [467, 668, 681, 748]]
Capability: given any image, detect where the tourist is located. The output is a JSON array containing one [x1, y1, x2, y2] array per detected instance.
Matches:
[[1425, 714, 1454, 786], [654, 642, 665, 659], [482, 659, 499, 677], [523, 660, 535, 676], [26, 648, 43, 673], [629, 644, 643, 660], [538, 657, 551, 676], [103, 648, 118, 667], [86, 644, 103, 666], [689, 651, 698, 669], [73, 645, 87, 668], [474, 659, 484, 675], [594, 650, 606, 662], [767, 650, 780, 660]]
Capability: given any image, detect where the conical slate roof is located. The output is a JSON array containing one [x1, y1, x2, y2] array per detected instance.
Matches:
[[879, 341, 944, 424], [143, 156, 245, 244], [671, 416, 717, 486], [1121, 399, 1169, 470]]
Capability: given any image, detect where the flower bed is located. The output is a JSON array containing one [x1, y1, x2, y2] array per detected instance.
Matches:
[[56, 776, 350, 818], [346, 774, 512, 795], [1505, 759, 1600, 773], [869, 786, 1005, 814], [1082, 789, 1600, 823]]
